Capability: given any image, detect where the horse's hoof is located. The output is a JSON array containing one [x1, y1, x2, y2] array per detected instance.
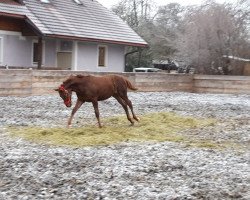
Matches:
[[135, 117, 140, 122]]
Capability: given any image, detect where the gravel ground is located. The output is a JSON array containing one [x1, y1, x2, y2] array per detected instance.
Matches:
[[0, 92, 250, 200]]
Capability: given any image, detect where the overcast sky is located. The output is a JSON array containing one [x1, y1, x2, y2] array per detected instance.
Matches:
[[97, 0, 238, 9]]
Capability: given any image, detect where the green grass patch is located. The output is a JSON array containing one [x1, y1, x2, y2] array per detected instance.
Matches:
[[8, 112, 216, 147]]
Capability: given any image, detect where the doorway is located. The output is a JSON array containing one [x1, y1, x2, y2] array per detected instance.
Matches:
[[57, 52, 72, 69]]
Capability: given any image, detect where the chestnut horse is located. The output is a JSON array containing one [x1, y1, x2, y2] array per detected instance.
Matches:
[[55, 74, 139, 128]]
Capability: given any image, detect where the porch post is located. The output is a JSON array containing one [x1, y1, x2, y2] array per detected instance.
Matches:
[[37, 37, 43, 69]]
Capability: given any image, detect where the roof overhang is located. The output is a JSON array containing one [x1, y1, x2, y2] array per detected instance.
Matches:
[[0, 11, 43, 37], [0, 11, 25, 19], [47, 34, 148, 48]]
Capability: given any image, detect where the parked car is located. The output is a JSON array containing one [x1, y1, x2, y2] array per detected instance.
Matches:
[[153, 59, 179, 72]]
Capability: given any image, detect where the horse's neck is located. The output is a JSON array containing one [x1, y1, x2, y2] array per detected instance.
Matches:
[[64, 78, 77, 91], [69, 77, 87, 93]]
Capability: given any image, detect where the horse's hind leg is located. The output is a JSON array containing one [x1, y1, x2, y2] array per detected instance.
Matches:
[[92, 100, 102, 128], [120, 95, 139, 122], [113, 95, 134, 125]]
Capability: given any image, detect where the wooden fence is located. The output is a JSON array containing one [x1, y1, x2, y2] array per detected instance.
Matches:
[[0, 69, 250, 96], [194, 75, 250, 94]]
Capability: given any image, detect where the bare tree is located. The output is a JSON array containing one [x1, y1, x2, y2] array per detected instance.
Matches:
[[150, 3, 183, 60], [112, 0, 155, 71], [112, 0, 153, 28], [112, 0, 249, 73], [176, 1, 250, 74]]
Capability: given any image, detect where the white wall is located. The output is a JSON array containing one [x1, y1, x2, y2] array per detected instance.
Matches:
[[0, 30, 125, 72], [77, 42, 125, 72], [44, 39, 57, 67], [0, 31, 58, 68], [1, 31, 33, 67]]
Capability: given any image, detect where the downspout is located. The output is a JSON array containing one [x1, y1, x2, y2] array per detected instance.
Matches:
[[124, 48, 139, 72], [137, 47, 142, 68]]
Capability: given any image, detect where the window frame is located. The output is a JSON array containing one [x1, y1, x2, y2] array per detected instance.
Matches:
[[98, 45, 108, 67], [32, 41, 39, 64], [32, 40, 45, 66], [0, 37, 3, 64]]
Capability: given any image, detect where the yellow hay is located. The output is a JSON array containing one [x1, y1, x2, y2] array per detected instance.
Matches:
[[8, 112, 216, 147]]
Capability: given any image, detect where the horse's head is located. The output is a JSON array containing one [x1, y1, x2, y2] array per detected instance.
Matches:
[[55, 85, 72, 107]]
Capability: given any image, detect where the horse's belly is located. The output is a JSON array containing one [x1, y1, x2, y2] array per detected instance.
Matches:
[[97, 94, 112, 101], [79, 95, 111, 102], [77, 81, 114, 102]]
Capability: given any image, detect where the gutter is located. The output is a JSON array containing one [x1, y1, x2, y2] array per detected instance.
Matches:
[[47, 34, 148, 48], [0, 12, 26, 19], [0, 12, 44, 37]]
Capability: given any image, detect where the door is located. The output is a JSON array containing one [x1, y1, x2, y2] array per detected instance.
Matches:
[[57, 52, 72, 69]]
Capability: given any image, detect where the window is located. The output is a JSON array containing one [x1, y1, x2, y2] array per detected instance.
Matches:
[[60, 41, 73, 52], [32, 40, 45, 65], [73, 0, 83, 5], [40, 0, 50, 3], [33, 42, 38, 63], [0, 37, 2, 64], [98, 46, 107, 67]]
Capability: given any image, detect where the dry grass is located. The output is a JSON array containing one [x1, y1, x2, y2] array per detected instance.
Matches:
[[8, 112, 217, 147]]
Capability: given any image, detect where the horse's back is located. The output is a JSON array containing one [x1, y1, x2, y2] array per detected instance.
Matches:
[[84, 75, 116, 101], [72, 74, 135, 101]]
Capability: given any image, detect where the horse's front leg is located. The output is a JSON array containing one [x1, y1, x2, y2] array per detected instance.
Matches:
[[92, 100, 102, 128], [67, 99, 84, 128]]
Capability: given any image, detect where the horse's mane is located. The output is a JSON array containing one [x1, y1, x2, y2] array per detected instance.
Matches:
[[63, 76, 76, 88], [63, 74, 90, 88], [76, 74, 84, 78]]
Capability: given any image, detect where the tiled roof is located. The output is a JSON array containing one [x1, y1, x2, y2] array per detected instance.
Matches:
[[0, 0, 147, 47], [0, 2, 27, 16]]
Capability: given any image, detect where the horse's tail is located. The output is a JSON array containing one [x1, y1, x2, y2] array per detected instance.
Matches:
[[124, 78, 138, 91]]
